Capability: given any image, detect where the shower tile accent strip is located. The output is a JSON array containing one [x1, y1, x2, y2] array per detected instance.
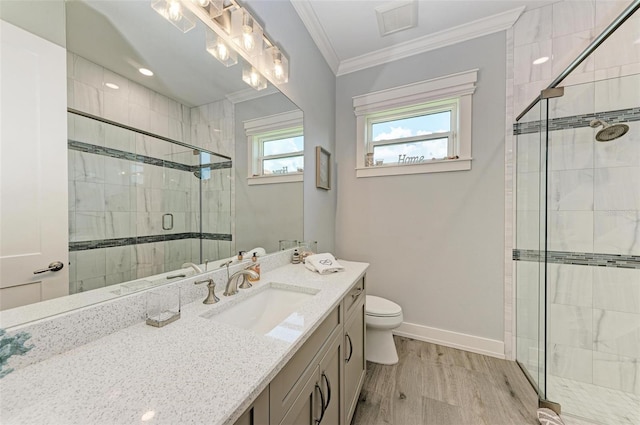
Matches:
[[513, 106, 640, 135], [68, 140, 232, 171], [513, 249, 640, 269], [70, 232, 232, 251]]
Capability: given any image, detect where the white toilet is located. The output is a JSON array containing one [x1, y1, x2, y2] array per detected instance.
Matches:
[[365, 295, 403, 365]]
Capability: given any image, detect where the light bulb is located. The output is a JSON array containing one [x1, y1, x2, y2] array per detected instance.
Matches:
[[167, 1, 182, 22], [274, 59, 284, 80], [242, 30, 254, 51], [250, 70, 259, 87], [196, 0, 209, 6], [217, 43, 229, 61]]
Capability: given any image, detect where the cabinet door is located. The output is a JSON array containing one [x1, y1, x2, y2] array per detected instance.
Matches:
[[318, 333, 343, 425], [344, 298, 366, 424], [280, 365, 321, 425], [234, 387, 269, 425]]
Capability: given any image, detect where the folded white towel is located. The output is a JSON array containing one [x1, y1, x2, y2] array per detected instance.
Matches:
[[304, 253, 345, 275]]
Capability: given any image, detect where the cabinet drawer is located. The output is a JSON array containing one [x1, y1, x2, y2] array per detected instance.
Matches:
[[344, 276, 365, 319], [270, 305, 341, 424]]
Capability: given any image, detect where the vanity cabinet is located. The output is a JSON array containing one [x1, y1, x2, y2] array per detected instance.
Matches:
[[280, 331, 343, 425], [270, 306, 341, 424], [236, 274, 366, 425], [233, 387, 269, 425], [343, 277, 366, 425]]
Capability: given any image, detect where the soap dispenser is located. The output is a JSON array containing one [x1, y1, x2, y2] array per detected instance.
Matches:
[[247, 252, 260, 282]]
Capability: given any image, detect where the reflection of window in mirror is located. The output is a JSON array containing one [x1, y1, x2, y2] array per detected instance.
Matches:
[[244, 110, 304, 185]]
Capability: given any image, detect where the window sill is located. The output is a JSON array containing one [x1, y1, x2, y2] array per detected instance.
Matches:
[[247, 173, 303, 185], [355, 157, 472, 178]]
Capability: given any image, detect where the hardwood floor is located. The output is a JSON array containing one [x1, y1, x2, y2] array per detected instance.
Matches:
[[351, 336, 539, 425]]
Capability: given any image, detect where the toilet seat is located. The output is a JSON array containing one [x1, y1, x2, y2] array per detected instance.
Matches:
[[366, 295, 402, 317]]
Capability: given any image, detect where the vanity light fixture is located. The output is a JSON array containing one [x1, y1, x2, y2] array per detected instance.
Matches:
[[104, 82, 120, 90], [139, 67, 154, 76], [242, 63, 267, 90], [206, 30, 238, 67], [230, 7, 264, 58], [162, 0, 289, 91], [151, 0, 196, 33], [533, 56, 550, 65]]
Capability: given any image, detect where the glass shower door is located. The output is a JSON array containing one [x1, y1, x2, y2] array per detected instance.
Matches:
[[543, 75, 640, 425], [515, 98, 548, 398]]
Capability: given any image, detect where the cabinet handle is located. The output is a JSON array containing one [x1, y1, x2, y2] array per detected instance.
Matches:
[[345, 333, 353, 363], [351, 287, 363, 299], [321, 372, 331, 411], [315, 383, 326, 424]]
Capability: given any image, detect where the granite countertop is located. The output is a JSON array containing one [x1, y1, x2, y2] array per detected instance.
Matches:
[[0, 261, 368, 425]]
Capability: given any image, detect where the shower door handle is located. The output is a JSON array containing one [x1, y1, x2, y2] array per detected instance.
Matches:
[[33, 261, 64, 274], [162, 213, 174, 230]]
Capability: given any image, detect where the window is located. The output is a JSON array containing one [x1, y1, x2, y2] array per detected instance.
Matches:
[[244, 110, 304, 185], [354, 69, 477, 177]]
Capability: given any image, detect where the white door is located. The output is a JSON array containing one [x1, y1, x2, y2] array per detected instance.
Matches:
[[0, 20, 68, 310]]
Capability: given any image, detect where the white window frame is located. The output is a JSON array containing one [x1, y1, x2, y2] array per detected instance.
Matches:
[[354, 69, 477, 178], [244, 110, 303, 185]]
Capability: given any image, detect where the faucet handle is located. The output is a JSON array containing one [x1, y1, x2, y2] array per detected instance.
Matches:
[[238, 273, 252, 289], [195, 278, 219, 304]]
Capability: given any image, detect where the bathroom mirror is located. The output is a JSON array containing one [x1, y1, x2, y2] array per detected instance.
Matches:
[[0, 0, 302, 325]]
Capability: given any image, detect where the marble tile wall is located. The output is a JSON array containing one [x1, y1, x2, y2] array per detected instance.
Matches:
[[67, 52, 235, 292], [191, 99, 236, 257], [509, 1, 640, 416]]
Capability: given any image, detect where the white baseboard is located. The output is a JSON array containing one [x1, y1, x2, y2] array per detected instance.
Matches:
[[393, 322, 505, 359]]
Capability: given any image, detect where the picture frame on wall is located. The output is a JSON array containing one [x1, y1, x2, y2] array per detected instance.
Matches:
[[316, 146, 331, 190]]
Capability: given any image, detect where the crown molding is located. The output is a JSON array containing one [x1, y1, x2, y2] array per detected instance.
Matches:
[[290, 0, 340, 74], [336, 6, 525, 76], [225, 85, 279, 104]]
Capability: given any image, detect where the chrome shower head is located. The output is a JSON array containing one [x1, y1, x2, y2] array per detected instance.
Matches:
[[589, 119, 630, 142]]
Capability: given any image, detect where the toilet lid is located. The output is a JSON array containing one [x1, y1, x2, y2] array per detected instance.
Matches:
[[366, 295, 402, 317]]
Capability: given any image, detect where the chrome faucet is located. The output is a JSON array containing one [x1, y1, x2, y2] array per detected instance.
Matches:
[[182, 262, 203, 274], [195, 278, 219, 304], [224, 269, 259, 296]]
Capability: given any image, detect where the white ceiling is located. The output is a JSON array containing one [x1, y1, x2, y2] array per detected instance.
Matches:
[[291, 0, 554, 75], [66, 0, 555, 104]]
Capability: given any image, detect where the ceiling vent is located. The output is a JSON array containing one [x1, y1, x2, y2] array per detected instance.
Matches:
[[375, 1, 418, 37]]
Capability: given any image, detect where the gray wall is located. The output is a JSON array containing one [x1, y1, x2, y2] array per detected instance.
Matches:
[[335, 32, 507, 341], [245, 0, 337, 253], [234, 93, 303, 253]]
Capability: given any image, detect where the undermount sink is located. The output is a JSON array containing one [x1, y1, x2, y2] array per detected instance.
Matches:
[[202, 283, 319, 339]]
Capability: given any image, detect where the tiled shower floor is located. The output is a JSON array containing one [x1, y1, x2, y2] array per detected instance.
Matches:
[[548, 375, 640, 425]]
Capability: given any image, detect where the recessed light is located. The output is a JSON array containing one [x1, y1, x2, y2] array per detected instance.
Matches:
[[533, 56, 549, 65], [139, 68, 154, 76], [104, 82, 119, 90]]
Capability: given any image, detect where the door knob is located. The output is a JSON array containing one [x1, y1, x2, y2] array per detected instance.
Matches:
[[33, 261, 64, 274]]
